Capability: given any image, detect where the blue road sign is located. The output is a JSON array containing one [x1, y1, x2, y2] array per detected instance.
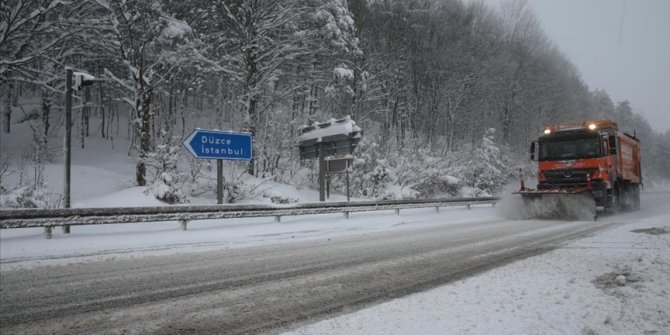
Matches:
[[183, 129, 253, 160]]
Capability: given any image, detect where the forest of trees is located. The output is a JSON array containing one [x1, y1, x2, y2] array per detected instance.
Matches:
[[2, 0, 668, 204]]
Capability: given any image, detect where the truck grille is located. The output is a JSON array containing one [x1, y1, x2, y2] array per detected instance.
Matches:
[[543, 168, 596, 185]]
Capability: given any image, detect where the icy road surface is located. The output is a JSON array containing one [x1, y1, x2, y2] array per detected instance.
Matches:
[[1, 193, 668, 334]]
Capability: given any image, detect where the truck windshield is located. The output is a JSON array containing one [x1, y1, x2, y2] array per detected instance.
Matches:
[[539, 137, 601, 161]]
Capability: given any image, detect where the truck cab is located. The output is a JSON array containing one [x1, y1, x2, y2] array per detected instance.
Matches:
[[529, 120, 641, 211]]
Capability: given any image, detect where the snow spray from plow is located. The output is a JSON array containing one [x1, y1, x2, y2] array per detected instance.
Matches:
[[498, 185, 596, 221], [517, 192, 597, 220]]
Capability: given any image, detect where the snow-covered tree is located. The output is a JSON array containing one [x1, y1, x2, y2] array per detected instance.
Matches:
[[466, 128, 506, 195], [346, 136, 392, 198], [1, 0, 107, 201], [146, 142, 187, 204], [297, 0, 362, 120], [1, 0, 64, 133], [101, 0, 197, 186], [184, 0, 306, 176]]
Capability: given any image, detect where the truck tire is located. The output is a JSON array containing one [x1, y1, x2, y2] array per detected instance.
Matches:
[[620, 182, 640, 211], [621, 183, 630, 211], [606, 183, 622, 214]]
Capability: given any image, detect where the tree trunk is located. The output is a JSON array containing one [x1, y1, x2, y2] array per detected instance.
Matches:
[[246, 96, 257, 176], [98, 89, 107, 138], [502, 104, 511, 144], [41, 91, 50, 147], [136, 85, 153, 186], [308, 83, 318, 116], [3, 81, 12, 133], [81, 89, 90, 149], [35, 91, 51, 187], [245, 42, 259, 176], [84, 89, 90, 137]]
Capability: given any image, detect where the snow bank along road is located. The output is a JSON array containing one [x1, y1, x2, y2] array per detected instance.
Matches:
[[1, 195, 667, 334]]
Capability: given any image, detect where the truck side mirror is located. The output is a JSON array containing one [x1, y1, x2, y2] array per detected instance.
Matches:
[[609, 136, 617, 154], [602, 138, 608, 156], [530, 141, 538, 161]]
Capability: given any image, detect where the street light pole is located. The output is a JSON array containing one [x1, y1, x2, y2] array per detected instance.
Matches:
[[64, 69, 72, 209], [62, 69, 95, 234], [62, 69, 73, 234]]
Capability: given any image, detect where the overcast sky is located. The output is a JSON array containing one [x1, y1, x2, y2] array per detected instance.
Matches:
[[481, 0, 670, 133]]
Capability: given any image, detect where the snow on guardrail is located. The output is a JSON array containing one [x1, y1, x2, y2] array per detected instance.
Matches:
[[0, 197, 499, 238]]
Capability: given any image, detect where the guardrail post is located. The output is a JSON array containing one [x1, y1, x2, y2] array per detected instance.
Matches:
[[62, 225, 70, 233], [434, 206, 440, 213], [275, 215, 281, 223], [344, 211, 349, 219], [395, 208, 400, 215], [180, 219, 188, 231], [44, 226, 53, 239], [466, 204, 471, 210]]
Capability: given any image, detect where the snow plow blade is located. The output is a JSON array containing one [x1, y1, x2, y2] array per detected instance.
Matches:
[[515, 191, 597, 220]]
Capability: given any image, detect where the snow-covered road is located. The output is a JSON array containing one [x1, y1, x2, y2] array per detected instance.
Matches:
[[1, 193, 668, 334]]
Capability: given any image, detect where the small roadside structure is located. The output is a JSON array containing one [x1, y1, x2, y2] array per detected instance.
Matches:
[[296, 116, 362, 201]]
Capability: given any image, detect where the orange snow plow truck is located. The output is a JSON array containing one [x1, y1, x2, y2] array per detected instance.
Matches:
[[516, 119, 642, 220]]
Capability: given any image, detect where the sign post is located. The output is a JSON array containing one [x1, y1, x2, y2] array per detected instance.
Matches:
[[346, 169, 350, 202], [217, 159, 223, 204], [319, 142, 326, 201], [183, 129, 252, 204], [327, 157, 353, 201]]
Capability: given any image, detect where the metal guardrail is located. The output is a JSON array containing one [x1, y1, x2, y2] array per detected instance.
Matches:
[[0, 197, 499, 238]]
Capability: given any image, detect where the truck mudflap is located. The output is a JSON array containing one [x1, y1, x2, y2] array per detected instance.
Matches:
[[513, 189, 597, 221]]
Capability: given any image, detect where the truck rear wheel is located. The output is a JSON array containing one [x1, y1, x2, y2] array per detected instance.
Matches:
[[606, 183, 622, 214], [619, 182, 640, 211]]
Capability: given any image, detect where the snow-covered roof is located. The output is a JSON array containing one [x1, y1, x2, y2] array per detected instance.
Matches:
[[296, 115, 361, 144]]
